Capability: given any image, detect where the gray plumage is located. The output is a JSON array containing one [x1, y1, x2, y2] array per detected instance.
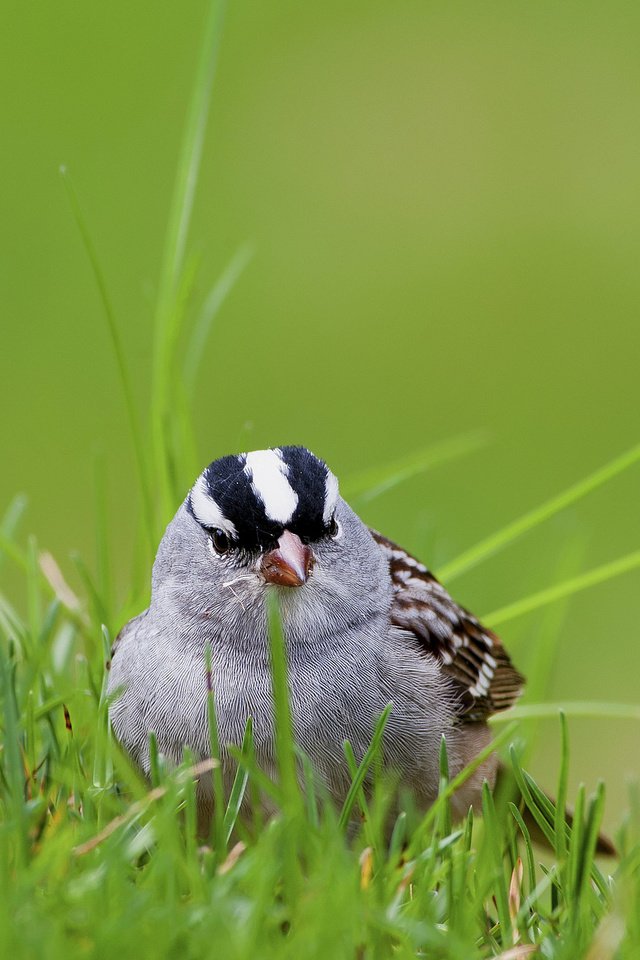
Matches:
[[108, 446, 522, 827]]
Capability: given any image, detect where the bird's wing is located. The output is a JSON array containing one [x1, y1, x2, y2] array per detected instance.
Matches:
[[371, 529, 525, 721]]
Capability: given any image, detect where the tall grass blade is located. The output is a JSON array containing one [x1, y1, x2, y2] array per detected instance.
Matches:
[[93, 453, 112, 623], [522, 537, 587, 717], [491, 701, 640, 723], [439, 441, 640, 582], [481, 780, 512, 943], [205, 644, 227, 855], [60, 168, 156, 555], [342, 431, 486, 503], [484, 549, 640, 628], [266, 592, 300, 815], [151, 0, 228, 516], [554, 712, 569, 861], [183, 244, 253, 394]]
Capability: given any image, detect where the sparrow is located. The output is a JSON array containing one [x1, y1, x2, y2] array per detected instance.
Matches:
[[107, 445, 525, 829]]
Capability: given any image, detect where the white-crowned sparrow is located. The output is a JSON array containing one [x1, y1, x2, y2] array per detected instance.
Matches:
[[108, 446, 524, 826]]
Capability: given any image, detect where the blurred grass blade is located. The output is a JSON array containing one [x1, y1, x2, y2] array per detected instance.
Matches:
[[523, 536, 587, 712], [184, 244, 253, 394], [205, 643, 227, 855], [439, 441, 640, 582], [151, 0, 228, 516], [94, 453, 112, 622], [491, 701, 640, 723], [0, 494, 28, 574], [92, 626, 115, 796], [0, 532, 27, 572], [266, 591, 300, 814], [60, 168, 156, 555], [484, 549, 640, 628], [342, 431, 487, 503], [0, 645, 29, 866], [0, 592, 27, 651], [298, 749, 320, 829]]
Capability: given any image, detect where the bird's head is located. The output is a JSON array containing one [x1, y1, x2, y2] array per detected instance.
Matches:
[[151, 446, 391, 649]]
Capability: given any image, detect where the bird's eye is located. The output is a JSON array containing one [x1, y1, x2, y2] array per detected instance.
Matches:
[[328, 515, 340, 538], [210, 529, 231, 554]]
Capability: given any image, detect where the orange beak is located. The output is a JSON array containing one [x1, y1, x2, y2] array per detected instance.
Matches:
[[260, 530, 314, 587]]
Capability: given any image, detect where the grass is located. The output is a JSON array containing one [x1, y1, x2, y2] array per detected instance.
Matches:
[[2, 1, 640, 957]]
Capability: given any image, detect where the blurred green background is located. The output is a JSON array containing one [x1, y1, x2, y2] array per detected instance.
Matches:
[[2, 0, 639, 823]]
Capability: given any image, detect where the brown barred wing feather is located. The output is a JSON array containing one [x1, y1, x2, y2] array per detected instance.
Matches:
[[371, 530, 525, 721]]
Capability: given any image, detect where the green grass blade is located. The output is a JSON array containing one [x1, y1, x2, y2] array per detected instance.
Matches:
[[0, 532, 27, 572], [481, 780, 512, 943], [483, 549, 640, 628], [266, 592, 300, 815], [438, 735, 452, 839], [60, 168, 156, 555], [151, 0, 228, 516], [226, 743, 282, 807], [343, 738, 372, 831], [439, 441, 640, 582], [554, 712, 569, 861], [93, 453, 112, 623], [183, 244, 253, 394], [508, 802, 536, 897], [205, 644, 227, 855], [581, 783, 608, 896], [338, 703, 393, 830], [567, 783, 586, 900], [0, 493, 27, 537], [522, 537, 587, 715], [0, 645, 29, 866], [298, 747, 320, 830], [508, 746, 557, 850], [415, 721, 519, 841], [342, 431, 487, 503], [223, 717, 253, 844], [491, 701, 640, 723], [92, 626, 115, 800], [0, 495, 27, 574]]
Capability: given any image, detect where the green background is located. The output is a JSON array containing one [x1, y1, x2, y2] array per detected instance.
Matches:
[[2, 0, 639, 825]]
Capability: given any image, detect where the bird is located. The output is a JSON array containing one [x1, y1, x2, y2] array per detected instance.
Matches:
[[107, 444, 527, 831]]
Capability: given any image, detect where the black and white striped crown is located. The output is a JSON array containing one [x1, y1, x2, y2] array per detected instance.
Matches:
[[187, 446, 339, 550]]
